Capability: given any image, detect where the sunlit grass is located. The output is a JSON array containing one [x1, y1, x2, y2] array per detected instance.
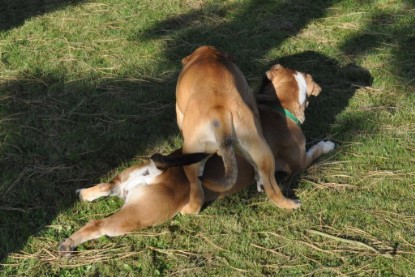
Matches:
[[1, 0, 414, 275]]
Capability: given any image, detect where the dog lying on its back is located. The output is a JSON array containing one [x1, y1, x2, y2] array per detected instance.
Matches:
[[58, 64, 334, 256]]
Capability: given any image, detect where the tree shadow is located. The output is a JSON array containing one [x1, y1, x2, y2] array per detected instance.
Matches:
[[0, 0, 386, 263], [0, 0, 85, 31], [0, 0, 347, 261], [0, 70, 179, 261], [138, 0, 339, 74], [340, 1, 414, 90]]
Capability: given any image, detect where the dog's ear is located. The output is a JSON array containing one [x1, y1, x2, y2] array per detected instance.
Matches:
[[265, 64, 283, 80], [181, 54, 192, 65], [305, 74, 322, 96]]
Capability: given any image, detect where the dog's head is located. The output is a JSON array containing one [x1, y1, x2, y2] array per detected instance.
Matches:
[[181, 45, 233, 66], [261, 64, 321, 123]]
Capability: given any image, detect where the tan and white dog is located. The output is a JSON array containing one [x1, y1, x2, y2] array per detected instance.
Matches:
[[175, 46, 299, 214], [256, 64, 335, 174], [58, 64, 334, 255]]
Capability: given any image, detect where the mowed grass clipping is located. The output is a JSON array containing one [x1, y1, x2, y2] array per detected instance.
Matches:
[[0, 0, 414, 275]]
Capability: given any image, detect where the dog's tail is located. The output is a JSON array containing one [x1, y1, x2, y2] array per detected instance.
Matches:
[[199, 107, 238, 192], [150, 152, 210, 170]]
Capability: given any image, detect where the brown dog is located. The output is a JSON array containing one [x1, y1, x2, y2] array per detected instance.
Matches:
[[58, 64, 333, 256], [58, 151, 254, 256], [256, 64, 335, 174], [175, 46, 299, 214]]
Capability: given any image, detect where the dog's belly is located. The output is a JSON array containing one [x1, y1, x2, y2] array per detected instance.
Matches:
[[121, 164, 163, 202]]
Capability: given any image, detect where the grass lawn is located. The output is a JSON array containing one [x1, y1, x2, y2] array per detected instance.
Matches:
[[1, 0, 414, 275]]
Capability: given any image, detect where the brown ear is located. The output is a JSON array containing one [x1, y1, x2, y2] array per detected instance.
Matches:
[[181, 54, 192, 65], [305, 74, 322, 96], [266, 64, 283, 80], [311, 82, 322, 96], [265, 70, 273, 80]]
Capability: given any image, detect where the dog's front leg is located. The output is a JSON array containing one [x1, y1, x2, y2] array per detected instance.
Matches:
[[76, 182, 118, 202], [59, 205, 142, 256], [303, 140, 335, 169]]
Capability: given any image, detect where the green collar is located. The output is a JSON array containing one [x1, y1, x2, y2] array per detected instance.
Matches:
[[265, 103, 302, 127]]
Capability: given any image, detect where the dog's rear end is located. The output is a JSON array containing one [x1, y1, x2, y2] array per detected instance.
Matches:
[[176, 46, 300, 214]]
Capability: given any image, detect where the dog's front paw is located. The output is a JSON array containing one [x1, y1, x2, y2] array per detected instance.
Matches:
[[319, 140, 335, 153], [58, 238, 75, 257]]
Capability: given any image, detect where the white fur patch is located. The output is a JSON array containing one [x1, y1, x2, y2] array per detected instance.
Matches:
[[122, 161, 163, 201], [253, 171, 264, 192], [319, 140, 336, 153], [307, 141, 335, 159], [294, 72, 307, 106], [256, 179, 264, 193]]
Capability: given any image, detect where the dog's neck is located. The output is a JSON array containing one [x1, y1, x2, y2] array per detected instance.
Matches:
[[264, 101, 302, 127], [256, 77, 304, 125]]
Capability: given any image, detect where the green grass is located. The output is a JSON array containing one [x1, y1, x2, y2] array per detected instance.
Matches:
[[1, 0, 414, 275]]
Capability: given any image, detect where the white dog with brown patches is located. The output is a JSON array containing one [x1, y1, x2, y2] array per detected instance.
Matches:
[[58, 64, 334, 256]]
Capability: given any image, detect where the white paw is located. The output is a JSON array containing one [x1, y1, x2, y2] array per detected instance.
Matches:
[[318, 140, 335, 153]]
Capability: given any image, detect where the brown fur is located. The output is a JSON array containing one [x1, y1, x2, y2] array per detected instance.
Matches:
[[58, 64, 334, 256], [175, 46, 299, 214], [257, 64, 334, 174]]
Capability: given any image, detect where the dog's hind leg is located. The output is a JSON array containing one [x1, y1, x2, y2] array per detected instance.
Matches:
[[176, 103, 184, 132], [246, 141, 300, 209], [181, 161, 205, 215], [236, 118, 301, 209], [180, 138, 211, 215]]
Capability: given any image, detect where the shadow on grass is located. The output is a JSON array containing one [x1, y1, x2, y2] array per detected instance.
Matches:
[[0, 0, 340, 261], [138, 0, 338, 74], [140, 1, 374, 195], [0, 0, 382, 263], [0, 71, 179, 261], [138, 0, 341, 202], [0, 0, 85, 31], [340, 1, 414, 89]]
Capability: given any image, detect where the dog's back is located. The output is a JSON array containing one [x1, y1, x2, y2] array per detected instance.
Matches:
[[176, 46, 300, 214]]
